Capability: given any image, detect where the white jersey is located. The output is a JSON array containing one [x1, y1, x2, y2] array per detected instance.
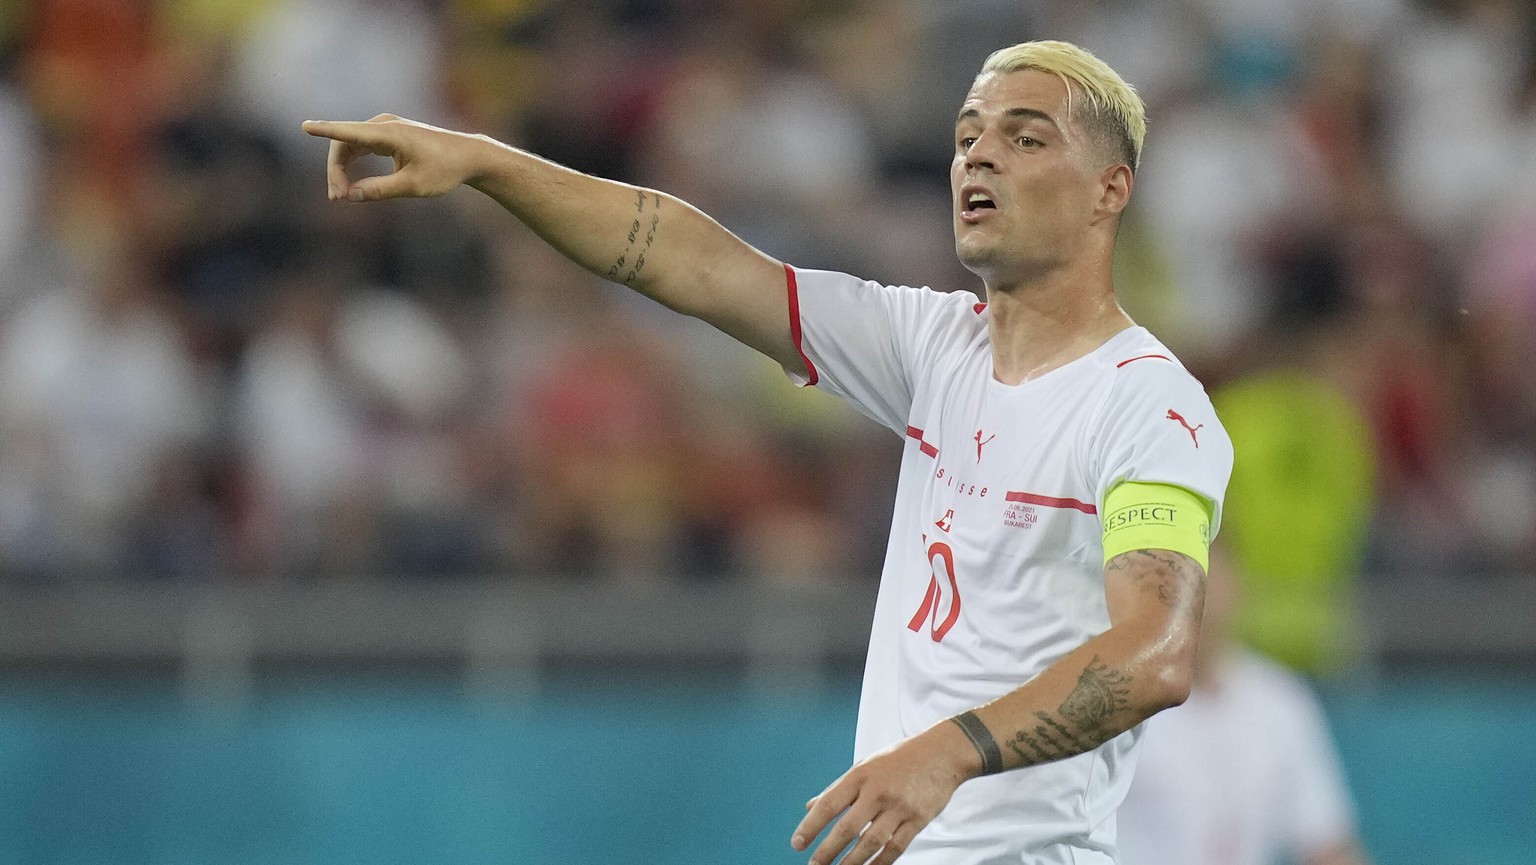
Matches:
[[785, 267, 1234, 864], [1117, 650, 1359, 865]]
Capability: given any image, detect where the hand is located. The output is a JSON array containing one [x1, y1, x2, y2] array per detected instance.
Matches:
[[792, 722, 979, 865], [301, 115, 489, 202]]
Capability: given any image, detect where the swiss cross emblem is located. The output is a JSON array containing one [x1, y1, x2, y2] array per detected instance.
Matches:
[[934, 509, 955, 533]]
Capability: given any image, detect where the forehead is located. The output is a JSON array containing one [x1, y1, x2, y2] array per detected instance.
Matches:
[[957, 69, 1073, 127]]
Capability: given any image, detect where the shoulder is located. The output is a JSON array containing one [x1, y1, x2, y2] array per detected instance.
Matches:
[[1083, 328, 1234, 505], [1102, 331, 1212, 400], [1089, 330, 1222, 435]]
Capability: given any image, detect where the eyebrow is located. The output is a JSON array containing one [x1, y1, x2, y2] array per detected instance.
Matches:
[[956, 107, 1061, 131]]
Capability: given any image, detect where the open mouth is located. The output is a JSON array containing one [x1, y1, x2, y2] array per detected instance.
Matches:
[[962, 191, 997, 215]]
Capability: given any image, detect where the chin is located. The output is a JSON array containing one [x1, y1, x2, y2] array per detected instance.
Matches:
[[955, 242, 1003, 277]]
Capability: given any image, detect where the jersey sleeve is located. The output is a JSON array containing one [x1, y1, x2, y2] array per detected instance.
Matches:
[[784, 265, 969, 435], [1087, 359, 1234, 541]]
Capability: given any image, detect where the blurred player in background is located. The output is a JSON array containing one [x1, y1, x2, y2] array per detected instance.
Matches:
[[305, 39, 1231, 865], [1118, 545, 1372, 865]]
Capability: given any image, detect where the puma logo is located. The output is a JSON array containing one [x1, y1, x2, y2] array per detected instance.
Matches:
[[974, 429, 996, 462], [1166, 409, 1203, 448]]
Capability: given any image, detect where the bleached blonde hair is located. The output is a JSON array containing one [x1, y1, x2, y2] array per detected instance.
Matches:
[[979, 40, 1147, 172]]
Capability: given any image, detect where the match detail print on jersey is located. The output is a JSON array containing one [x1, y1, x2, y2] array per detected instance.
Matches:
[[1003, 490, 1098, 531], [1005, 491, 1099, 514]]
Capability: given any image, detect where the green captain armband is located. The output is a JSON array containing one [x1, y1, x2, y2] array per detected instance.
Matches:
[[1101, 481, 1215, 571]]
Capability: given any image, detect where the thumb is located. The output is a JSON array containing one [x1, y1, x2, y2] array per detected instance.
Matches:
[[345, 172, 414, 202]]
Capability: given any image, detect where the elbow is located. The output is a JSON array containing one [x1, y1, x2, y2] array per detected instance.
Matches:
[[1131, 615, 1202, 713], [1146, 652, 1195, 712]]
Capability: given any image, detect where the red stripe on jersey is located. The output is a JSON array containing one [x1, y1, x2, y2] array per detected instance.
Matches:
[[1116, 354, 1172, 368], [973, 302, 987, 314], [905, 426, 939, 458], [785, 264, 819, 386], [1005, 491, 1098, 514]]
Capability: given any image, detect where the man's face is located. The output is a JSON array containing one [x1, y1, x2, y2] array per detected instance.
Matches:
[[951, 69, 1117, 285]]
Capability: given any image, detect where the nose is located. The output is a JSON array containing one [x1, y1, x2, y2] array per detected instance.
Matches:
[[964, 128, 1003, 173]]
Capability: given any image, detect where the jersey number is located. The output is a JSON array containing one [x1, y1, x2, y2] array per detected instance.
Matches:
[[907, 539, 960, 641]]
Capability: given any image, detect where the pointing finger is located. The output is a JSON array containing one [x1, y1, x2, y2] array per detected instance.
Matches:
[[302, 119, 394, 148]]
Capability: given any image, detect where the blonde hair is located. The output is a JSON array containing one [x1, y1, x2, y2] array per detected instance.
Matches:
[[980, 40, 1146, 172]]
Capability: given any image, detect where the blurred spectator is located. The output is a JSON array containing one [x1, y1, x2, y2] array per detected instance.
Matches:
[[637, 14, 879, 271], [0, 0, 1529, 594], [0, 55, 41, 309], [1118, 547, 1372, 865], [1133, 79, 1313, 357], [236, 249, 478, 577], [1213, 336, 1376, 674], [0, 210, 211, 579], [1384, 0, 1531, 245], [24, 0, 168, 209], [234, 0, 446, 154]]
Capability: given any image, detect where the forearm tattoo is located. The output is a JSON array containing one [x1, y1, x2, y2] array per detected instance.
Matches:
[[1105, 549, 1203, 610], [1004, 656, 1133, 769], [606, 190, 663, 285]]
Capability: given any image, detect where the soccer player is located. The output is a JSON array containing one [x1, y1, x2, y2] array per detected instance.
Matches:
[[304, 39, 1232, 865], [1117, 547, 1372, 865]]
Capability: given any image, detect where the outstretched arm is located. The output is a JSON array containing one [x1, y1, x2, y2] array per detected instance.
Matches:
[[302, 115, 798, 369], [792, 548, 1205, 865]]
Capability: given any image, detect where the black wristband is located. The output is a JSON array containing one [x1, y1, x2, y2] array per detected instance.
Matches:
[[950, 710, 1004, 776]]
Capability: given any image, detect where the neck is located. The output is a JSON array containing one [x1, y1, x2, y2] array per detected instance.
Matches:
[[983, 259, 1132, 385]]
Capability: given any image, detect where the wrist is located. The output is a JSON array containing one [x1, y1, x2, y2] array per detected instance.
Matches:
[[462, 133, 515, 193], [937, 711, 994, 781]]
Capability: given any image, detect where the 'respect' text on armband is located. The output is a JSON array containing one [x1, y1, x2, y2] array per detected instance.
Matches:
[[1100, 481, 1214, 570]]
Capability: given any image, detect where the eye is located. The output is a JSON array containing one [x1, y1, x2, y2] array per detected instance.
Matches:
[[1017, 136, 1041, 148], [959, 136, 978, 149]]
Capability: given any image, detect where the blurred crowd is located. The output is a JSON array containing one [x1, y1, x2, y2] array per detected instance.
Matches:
[[0, 0, 1533, 610]]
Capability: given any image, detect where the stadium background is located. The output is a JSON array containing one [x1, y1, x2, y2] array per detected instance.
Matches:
[[1, 0, 1534, 862]]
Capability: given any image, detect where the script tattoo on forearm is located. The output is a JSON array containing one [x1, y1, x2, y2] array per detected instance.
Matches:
[[1003, 656, 1132, 768], [607, 191, 663, 285], [1106, 549, 1202, 610]]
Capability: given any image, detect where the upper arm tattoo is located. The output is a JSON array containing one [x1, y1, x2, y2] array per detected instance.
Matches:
[[1105, 549, 1204, 611], [607, 191, 663, 285]]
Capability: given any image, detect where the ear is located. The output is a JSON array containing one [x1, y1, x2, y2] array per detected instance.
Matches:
[[1093, 163, 1134, 224]]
